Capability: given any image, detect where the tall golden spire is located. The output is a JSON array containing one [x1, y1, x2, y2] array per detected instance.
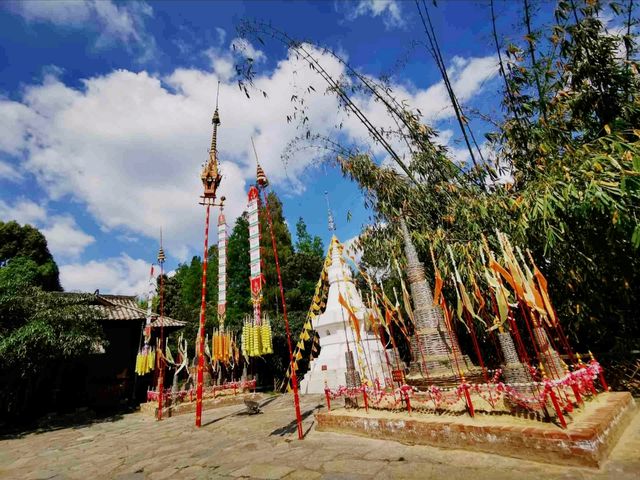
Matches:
[[201, 82, 222, 200]]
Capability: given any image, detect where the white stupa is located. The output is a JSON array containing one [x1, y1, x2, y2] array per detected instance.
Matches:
[[299, 236, 389, 393]]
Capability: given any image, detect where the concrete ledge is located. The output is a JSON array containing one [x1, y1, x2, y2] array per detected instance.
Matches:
[[316, 392, 635, 468], [139, 392, 263, 418]]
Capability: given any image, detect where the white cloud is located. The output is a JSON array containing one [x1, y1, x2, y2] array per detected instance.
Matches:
[[205, 37, 266, 82], [230, 37, 266, 63], [60, 254, 151, 295], [412, 55, 499, 123], [41, 215, 95, 259], [340, 54, 498, 170], [343, 234, 363, 265], [0, 38, 497, 264], [346, 0, 405, 29], [4, 45, 344, 260], [0, 98, 38, 155], [8, 0, 156, 62], [0, 160, 23, 182], [0, 198, 94, 259], [0, 198, 47, 225]]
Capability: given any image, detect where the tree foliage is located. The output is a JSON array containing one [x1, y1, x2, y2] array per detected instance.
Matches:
[[0, 250, 103, 421], [0, 221, 62, 291], [235, 0, 639, 359]]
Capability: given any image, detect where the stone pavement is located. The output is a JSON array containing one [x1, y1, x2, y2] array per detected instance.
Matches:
[[1, 394, 639, 479]]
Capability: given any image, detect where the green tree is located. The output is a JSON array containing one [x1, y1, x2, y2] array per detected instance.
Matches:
[[259, 191, 295, 316], [284, 218, 325, 312], [0, 221, 62, 291], [236, 0, 639, 364], [0, 256, 103, 421], [295, 217, 324, 257]]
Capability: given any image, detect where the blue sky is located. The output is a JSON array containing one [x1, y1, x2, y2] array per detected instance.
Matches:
[[0, 0, 527, 295]]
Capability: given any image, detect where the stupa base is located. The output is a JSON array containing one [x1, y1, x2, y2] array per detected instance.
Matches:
[[316, 391, 635, 468], [405, 365, 485, 389]]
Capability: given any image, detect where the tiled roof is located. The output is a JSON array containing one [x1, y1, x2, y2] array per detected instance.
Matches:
[[150, 316, 187, 328], [55, 292, 186, 328]]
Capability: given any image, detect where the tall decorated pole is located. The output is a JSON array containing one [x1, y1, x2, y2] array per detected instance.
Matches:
[[240, 169, 273, 359], [254, 155, 303, 439], [217, 206, 227, 330], [211, 201, 230, 365], [248, 185, 263, 327], [134, 263, 156, 377], [156, 231, 166, 420], [195, 87, 224, 427]]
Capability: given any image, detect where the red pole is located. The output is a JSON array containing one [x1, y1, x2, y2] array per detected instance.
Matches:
[[325, 388, 331, 412], [463, 382, 475, 417], [156, 251, 166, 420], [404, 389, 412, 414], [548, 385, 567, 429], [261, 190, 304, 440], [363, 388, 369, 412], [571, 381, 583, 405], [195, 203, 211, 427]]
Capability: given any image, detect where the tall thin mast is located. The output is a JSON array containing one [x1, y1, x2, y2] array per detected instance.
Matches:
[[195, 83, 224, 428]]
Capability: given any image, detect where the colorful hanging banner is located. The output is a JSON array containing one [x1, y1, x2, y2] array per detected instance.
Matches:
[[248, 186, 263, 304], [241, 183, 272, 357], [217, 209, 227, 325], [135, 263, 156, 376]]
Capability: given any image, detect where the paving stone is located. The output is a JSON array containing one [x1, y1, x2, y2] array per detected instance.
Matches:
[[284, 469, 322, 480], [230, 463, 295, 479], [0, 394, 639, 480], [321, 459, 384, 476], [25, 469, 60, 480]]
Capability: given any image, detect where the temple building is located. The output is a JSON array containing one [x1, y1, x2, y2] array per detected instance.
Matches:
[[300, 236, 388, 393], [53, 291, 185, 410]]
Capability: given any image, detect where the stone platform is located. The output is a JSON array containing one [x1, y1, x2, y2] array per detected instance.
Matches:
[[316, 391, 635, 468], [139, 392, 264, 418]]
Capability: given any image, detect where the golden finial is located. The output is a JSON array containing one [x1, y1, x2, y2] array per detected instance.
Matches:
[[157, 227, 166, 264], [201, 82, 222, 200], [251, 137, 269, 188]]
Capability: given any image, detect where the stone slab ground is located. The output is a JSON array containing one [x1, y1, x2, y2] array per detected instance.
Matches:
[[0, 393, 639, 479], [139, 393, 264, 418], [317, 392, 635, 468]]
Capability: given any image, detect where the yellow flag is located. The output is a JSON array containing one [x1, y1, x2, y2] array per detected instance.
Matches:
[[338, 293, 361, 341]]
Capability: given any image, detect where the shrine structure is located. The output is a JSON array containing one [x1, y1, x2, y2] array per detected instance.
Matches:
[[300, 197, 389, 394]]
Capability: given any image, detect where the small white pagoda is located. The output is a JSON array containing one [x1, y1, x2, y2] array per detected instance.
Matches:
[[300, 236, 389, 394]]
